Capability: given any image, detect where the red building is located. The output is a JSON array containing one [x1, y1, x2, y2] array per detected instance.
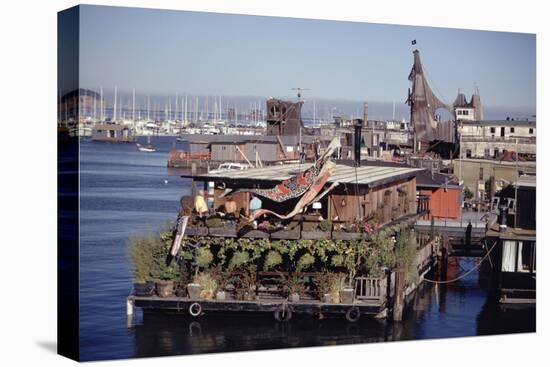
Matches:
[[416, 170, 463, 220]]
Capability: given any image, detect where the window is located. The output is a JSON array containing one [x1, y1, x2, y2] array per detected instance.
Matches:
[[502, 240, 516, 272], [484, 149, 490, 158], [510, 127, 515, 133], [466, 149, 472, 158], [479, 167, 484, 180], [464, 110, 469, 116], [517, 242, 534, 273], [502, 240, 536, 273], [457, 110, 463, 115], [490, 127, 496, 134], [529, 128, 534, 134]]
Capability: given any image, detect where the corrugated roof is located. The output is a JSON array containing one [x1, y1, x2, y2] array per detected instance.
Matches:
[[186, 163, 423, 188]]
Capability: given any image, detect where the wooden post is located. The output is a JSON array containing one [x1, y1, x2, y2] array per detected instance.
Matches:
[[393, 266, 405, 321]]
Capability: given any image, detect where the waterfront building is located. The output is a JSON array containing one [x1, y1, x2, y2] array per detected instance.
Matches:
[[459, 119, 536, 160], [486, 175, 536, 303]]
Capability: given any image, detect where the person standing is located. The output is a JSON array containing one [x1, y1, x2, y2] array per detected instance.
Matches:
[[194, 190, 209, 218], [249, 194, 262, 228]]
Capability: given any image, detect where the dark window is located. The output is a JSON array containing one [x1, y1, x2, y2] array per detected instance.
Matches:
[[479, 167, 484, 180], [466, 149, 472, 158], [517, 242, 535, 273], [529, 128, 534, 134], [510, 127, 515, 133], [490, 127, 496, 134]]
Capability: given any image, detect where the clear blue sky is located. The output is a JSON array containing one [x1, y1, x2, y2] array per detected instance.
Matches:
[[77, 5, 536, 112]]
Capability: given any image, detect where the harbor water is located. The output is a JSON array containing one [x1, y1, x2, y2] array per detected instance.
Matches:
[[79, 137, 535, 361]]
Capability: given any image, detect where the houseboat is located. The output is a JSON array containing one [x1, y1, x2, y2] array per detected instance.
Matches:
[[127, 140, 442, 322], [91, 123, 136, 143], [486, 175, 536, 304]]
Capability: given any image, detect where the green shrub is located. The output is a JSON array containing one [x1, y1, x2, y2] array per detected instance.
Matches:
[[194, 272, 217, 299], [296, 253, 315, 272], [228, 251, 250, 271], [196, 247, 214, 269], [150, 242, 178, 281], [128, 234, 156, 283], [263, 250, 283, 271], [318, 219, 332, 232]]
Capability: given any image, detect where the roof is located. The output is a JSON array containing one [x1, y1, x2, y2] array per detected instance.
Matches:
[[515, 175, 536, 188], [92, 123, 131, 130], [415, 170, 461, 189], [461, 119, 536, 127], [185, 162, 422, 189], [178, 134, 316, 145]]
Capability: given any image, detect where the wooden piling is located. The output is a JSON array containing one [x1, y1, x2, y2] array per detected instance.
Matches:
[[393, 265, 405, 321]]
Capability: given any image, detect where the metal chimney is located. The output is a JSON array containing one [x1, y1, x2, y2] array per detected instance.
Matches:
[[498, 203, 508, 232], [363, 102, 368, 127], [354, 119, 363, 167]]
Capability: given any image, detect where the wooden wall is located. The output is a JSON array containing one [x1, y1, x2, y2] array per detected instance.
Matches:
[[328, 177, 417, 222]]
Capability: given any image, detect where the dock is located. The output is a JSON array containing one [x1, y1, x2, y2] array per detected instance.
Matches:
[[128, 296, 387, 322]]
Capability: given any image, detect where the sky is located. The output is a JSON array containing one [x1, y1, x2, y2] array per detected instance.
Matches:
[[74, 5, 536, 116]]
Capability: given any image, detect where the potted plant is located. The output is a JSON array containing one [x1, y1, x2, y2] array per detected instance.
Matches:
[[210, 265, 230, 300], [194, 272, 217, 300], [128, 234, 156, 296], [150, 241, 178, 297], [303, 219, 332, 239], [315, 272, 345, 303], [283, 275, 305, 302], [187, 246, 213, 299]]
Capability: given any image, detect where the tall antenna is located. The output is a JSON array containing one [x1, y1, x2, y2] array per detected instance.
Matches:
[[292, 87, 310, 170]]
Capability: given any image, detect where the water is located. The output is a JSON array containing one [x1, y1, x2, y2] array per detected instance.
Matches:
[[79, 137, 535, 361]]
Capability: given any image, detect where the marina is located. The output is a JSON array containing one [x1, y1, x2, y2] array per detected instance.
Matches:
[[55, 5, 537, 361]]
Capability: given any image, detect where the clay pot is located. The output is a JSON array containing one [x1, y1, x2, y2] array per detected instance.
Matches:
[[187, 283, 202, 300], [155, 280, 175, 297]]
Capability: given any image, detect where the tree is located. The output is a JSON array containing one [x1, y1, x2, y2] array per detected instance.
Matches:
[[463, 186, 474, 200]]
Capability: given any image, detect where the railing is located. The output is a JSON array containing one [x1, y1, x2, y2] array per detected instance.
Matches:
[[354, 276, 388, 303], [168, 150, 211, 161]]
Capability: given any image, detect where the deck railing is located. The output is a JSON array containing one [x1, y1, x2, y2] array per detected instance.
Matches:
[[354, 275, 393, 303]]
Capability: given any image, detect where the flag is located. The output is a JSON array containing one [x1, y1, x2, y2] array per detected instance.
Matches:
[[412, 39, 417, 45]]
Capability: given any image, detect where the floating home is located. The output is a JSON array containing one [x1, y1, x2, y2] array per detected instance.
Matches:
[[128, 158, 441, 323], [168, 134, 317, 168], [486, 175, 536, 304], [91, 123, 136, 143]]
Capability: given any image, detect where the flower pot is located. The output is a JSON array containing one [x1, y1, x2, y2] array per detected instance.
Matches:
[[187, 283, 202, 300], [133, 282, 154, 296], [200, 289, 215, 300], [215, 290, 226, 300], [340, 287, 354, 304], [155, 280, 175, 297], [290, 292, 300, 303]]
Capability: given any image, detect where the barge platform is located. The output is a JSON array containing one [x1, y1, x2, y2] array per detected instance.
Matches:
[[128, 295, 388, 322]]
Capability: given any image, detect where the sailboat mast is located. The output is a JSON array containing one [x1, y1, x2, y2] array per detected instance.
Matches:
[[113, 86, 117, 122], [184, 95, 188, 123], [132, 88, 136, 123], [100, 86, 104, 122]]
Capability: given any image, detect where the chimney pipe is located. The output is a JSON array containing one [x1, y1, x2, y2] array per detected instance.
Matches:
[[354, 119, 363, 167], [498, 203, 508, 232], [363, 102, 368, 127]]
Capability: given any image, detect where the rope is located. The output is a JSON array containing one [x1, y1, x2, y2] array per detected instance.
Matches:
[[423, 241, 497, 284]]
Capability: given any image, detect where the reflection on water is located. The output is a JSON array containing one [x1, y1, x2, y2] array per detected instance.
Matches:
[[78, 138, 535, 361]]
